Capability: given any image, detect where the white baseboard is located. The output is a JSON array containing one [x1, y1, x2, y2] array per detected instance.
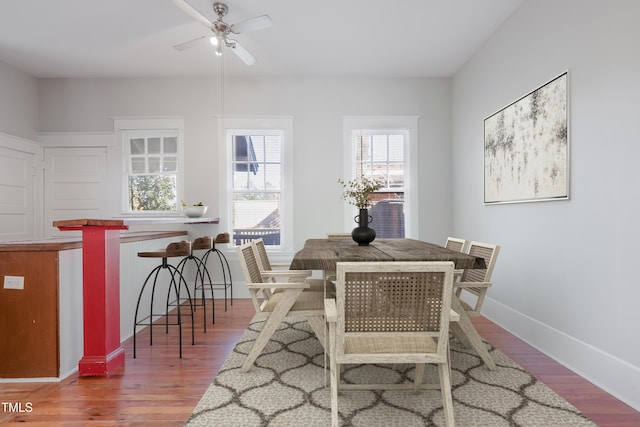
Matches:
[[482, 297, 640, 412]]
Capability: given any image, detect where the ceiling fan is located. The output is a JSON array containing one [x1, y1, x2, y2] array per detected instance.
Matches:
[[172, 0, 273, 66]]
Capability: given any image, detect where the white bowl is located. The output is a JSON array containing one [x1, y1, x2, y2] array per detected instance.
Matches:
[[183, 205, 208, 218]]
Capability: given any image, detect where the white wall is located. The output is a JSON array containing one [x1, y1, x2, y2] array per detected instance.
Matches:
[[38, 76, 453, 250], [452, 0, 640, 411], [0, 61, 41, 241], [0, 60, 39, 141]]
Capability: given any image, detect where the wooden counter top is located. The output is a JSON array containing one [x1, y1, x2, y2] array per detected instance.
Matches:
[[0, 231, 188, 252], [53, 217, 219, 228]]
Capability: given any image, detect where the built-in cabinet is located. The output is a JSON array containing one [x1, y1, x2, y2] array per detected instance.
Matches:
[[0, 232, 187, 380], [0, 248, 66, 377]]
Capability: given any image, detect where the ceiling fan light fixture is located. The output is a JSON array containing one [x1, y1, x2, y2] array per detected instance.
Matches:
[[210, 36, 219, 46], [215, 43, 223, 56]]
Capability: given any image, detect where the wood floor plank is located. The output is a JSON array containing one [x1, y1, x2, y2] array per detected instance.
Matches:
[[1, 299, 638, 425]]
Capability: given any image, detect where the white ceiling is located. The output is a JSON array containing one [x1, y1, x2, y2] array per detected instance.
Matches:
[[0, 0, 523, 79]]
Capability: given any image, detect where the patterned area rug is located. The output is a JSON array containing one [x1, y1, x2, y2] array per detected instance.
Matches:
[[187, 317, 597, 426]]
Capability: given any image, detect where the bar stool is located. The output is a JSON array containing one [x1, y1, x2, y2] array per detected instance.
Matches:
[[133, 240, 195, 358], [201, 232, 233, 311], [176, 236, 215, 331]]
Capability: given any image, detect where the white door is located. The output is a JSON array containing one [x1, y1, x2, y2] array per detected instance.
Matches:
[[44, 147, 108, 237], [0, 146, 36, 241]]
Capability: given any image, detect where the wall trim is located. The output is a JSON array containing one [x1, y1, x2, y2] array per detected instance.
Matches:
[[483, 297, 640, 411], [38, 131, 115, 147], [0, 131, 40, 153]]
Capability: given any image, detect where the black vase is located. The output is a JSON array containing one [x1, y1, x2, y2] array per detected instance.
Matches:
[[351, 208, 376, 246]]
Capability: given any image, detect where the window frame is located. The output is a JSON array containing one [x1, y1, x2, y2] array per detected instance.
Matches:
[[218, 116, 294, 252], [342, 116, 419, 238], [114, 117, 184, 216]]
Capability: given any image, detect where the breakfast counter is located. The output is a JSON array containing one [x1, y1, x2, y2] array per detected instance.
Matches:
[[51, 217, 219, 377], [1, 217, 220, 379], [0, 230, 190, 379]]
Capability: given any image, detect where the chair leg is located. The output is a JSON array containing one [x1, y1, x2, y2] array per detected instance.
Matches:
[[193, 255, 215, 325], [216, 249, 233, 311], [306, 315, 326, 348], [203, 248, 233, 311], [132, 264, 162, 359], [167, 268, 184, 358], [177, 255, 209, 328], [438, 362, 455, 427], [450, 295, 496, 370], [170, 264, 195, 347], [240, 288, 303, 372], [414, 363, 426, 392], [328, 322, 339, 427]]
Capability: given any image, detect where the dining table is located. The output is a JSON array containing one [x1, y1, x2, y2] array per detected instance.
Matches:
[[290, 238, 497, 370]]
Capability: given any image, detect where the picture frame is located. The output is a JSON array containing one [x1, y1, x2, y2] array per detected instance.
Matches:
[[484, 71, 569, 204]]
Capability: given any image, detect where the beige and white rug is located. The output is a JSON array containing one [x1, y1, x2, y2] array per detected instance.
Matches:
[[187, 317, 597, 426]]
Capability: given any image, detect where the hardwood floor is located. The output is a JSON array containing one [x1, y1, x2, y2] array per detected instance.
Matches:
[[1, 299, 639, 426]]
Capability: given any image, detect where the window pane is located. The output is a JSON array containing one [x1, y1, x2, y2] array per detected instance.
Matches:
[[264, 164, 281, 190], [248, 169, 265, 190], [128, 175, 177, 211], [265, 137, 280, 162], [232, 193, 280, 245], [163, 157, 177, 172], [131, 158, 145, 173], [389, 165, 404, 188], [164, 137, 177, 153], [370, 194, 404, 238], [372, 136, 387, 162], [148, 157, 161, 173], [233, 171, 249, 190], [252, 137, 265, 162], [355, 135, 370, 163], [148, 138, 161, 154], [130, 138, 145, 155], [389, 136, 404, 162]]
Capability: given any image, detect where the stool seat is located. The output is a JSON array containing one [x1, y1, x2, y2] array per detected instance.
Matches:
[[192, 236, 213, 251], [138, 241, 191, 258], [215, 233, 230, 243]]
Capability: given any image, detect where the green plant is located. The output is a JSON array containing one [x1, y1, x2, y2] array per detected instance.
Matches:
[[338, 176, 383, 209], [181, 201, 205, 207]]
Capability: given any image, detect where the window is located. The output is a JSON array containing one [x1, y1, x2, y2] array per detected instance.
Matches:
[[125, 131, 178, 212], [115, 117, 184, 214], [343, 116, 418, 238], [231, 132, 282, 246], [355, 133, 405, 237], [219, 117, 293, 251]]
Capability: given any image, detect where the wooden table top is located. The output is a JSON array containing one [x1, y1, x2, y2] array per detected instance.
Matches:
[[290, 238, 486, 271]]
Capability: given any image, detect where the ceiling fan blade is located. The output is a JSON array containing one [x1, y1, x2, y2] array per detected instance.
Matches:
[[173, 35, 208, 51], [230, 15, 273, 34], [172, 0, 213, 28], [228, 39, 256, 66]]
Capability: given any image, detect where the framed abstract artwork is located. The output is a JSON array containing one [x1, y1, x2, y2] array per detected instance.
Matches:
[[484, 71, 569, 204]]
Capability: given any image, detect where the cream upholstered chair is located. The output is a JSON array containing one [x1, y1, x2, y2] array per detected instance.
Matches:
[[251, 238, 326, 292], [325, 261, 456, 427], [445, 236, 468, 253], [454, 241, 500, 317], [236, 241, 326, 372], [445, 237, 468, 278], [252, 238, 336, 296]]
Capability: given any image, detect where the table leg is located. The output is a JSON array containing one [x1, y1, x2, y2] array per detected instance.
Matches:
[[450, 295, 497, 370]]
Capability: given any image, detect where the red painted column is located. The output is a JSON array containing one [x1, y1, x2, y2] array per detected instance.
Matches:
[[59, 224, 128, 376]]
